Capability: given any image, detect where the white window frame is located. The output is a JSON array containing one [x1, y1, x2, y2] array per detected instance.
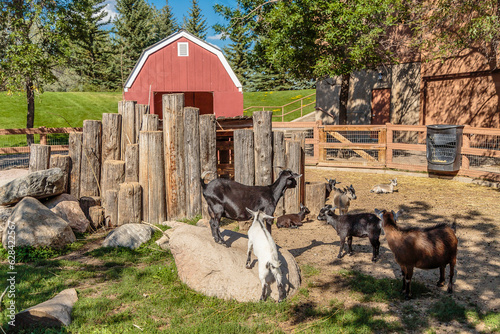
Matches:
[[178, 42, 189, 57]]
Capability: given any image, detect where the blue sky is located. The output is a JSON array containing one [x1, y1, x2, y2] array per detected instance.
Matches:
[[103, 0, 237, 49]]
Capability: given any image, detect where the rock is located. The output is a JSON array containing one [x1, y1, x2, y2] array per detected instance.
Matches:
[[44, 194, 90, 234], [0, 168, 67, 206], [196, 218, 210, 228], [1, 197, 76, 249], [14, 288, 78, 327], [155, 234, 170, 250], [0, 206, 13, 238], [168, 223, 301, 302], [102, 223, 154, 249]]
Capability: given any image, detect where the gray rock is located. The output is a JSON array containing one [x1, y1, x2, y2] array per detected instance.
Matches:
[[1, 197, 76, 249], [168, 223, 301, 302], [102, 223, 154, 249], [155, 234, 170, 250], [44, 194, 90, 234], [15, 288, 78, 327], [0, 206, 13, 238], [0, 168, 67, 206]]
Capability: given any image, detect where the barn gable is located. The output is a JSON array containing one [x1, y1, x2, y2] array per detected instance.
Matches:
[[123, 30, 243, 118]]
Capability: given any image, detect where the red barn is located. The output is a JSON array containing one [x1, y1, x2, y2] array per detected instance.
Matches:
[[123, 30, 243, 118]]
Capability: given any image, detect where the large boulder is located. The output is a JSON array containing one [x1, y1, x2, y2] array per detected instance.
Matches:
[[102, 223, 154, 249], [1, 197, 76, 249], [0, 168, 67, 206], [14, 288, 78, 328], [0, 206, 13, 238], [168, 223, 301, 302], [44, 194, 90, 233]]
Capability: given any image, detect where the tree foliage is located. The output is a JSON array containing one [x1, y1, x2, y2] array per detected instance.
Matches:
[[152, 0, 179, 42], [183, 0, 208, 39]]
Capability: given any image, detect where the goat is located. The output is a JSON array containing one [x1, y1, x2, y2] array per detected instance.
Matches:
[[325, 178, 341, 200], [317, 205, 382, 262], [374, 209, 458, 299], [201, 169, 301, 247], [332, 184, 357, 215], [370, 178, 398, 194], [276, 203, 310, 228], [245, 208, 286, 302]]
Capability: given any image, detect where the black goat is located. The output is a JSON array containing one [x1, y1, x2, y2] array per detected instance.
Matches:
[[276, 203, 310, 228], [201, 169, 301, 246], [325, 178, 341, 200], [374, 209, 458, 299], [317, 205, 382, 262]]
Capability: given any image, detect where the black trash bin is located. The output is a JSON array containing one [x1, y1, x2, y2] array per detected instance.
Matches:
[[426, 124, 465, 172]]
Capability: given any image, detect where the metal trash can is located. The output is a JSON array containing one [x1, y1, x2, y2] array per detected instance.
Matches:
[[426, 124, 465, 172]]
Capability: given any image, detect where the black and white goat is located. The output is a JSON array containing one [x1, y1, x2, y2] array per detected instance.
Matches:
[[245, 208, 286, 302], [201, 169, 301, 246], [276, 203, 310, 228], [317, 205, 382, 262]]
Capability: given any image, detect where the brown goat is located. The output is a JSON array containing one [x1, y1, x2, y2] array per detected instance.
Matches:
[[375, 209, 458, 299]]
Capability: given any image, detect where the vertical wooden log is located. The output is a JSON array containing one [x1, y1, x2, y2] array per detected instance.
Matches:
[[125, 143, 139, 182], [199, 114, 217, 220], [50, 154, 71, 193], [69, 132, 83, 198], [117, 182, 142, 225], [89, 206, 105, 229], [253, 111, 273, 186], [163, 94, 186, 220], [142, 114, 158, 131], [234, 129, 255, 186], [79, 196, 101, 221], [118, 100, 124, 115], [80, 120, 102, 197], [292, 131, 306, 205], [285, 140, 301, 214], [121, 100, 136, 160], [273, 131, 286, 216], [135, 104, 149, 141], [139, 131, 166, 224], [101, 160, 125, 205], [104, 190, 118, 228], [184, 107, 201, 218], [305, 182, 326, 216], [29, 144, 51, 173], [102, 113, 122, 168]]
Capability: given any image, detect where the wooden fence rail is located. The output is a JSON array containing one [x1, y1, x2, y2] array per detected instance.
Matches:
[[0, 127, 82, 154]]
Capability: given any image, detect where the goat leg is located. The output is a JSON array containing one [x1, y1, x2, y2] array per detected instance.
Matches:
[[437, 266, 446, 287], [337, 237, 345, 258], [370, 238, 380, 262], [447, 259, 456, 294], [347, 236, 353, 255], [260, 283, 269, 301], [246, 243, 253, 269], [404, 267, 414, 300]]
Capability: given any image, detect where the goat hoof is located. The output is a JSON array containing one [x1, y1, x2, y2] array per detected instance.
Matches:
[[437, 281, 445, 287], [371, 257, 378, 262], [447, 287, 453, 294]]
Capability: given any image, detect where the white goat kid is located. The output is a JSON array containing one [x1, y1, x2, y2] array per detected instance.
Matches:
[[370, 178, 398, 194], [245, 208, 286, 302]]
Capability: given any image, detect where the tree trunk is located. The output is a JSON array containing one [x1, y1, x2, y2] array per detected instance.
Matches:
[[339, 73, 350, 125], [26, 80, 35, 145]]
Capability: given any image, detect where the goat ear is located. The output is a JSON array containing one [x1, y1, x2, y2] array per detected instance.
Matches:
[[374, 209, 383, 219], [262, 213, 275, 220], [394, 209, 403, 220], [245, 207, 256, 217]]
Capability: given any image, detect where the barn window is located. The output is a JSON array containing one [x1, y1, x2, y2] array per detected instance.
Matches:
[[178, 42, 189, 56]]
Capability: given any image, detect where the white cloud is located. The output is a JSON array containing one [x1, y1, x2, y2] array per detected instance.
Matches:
[[101, 1, 118, 23], [207, 33, 227, 40]]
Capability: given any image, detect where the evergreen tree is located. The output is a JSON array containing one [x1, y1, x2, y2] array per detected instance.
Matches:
[[152, 0, 179, 42], [114, 0, 155, 86], [221, 25, 251, 87], [183, 0, 208, 39]]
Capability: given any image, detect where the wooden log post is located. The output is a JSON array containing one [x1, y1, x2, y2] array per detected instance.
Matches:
[[135, 104, 149, 142], [89, 206, 105, 230], [163, 94, 186, 220], [292, 131, 306, 205], [253, 111, 273, 186], [29, 144, 51, 173], [117, 182, 142, 225], [139, 131, 166, 224], [305, 182, 326, 216], [142, 114, 158, 131], [79, 196, 101, 222], [285, 140, 301, 214], [69, 132, 83, 198], [101, 160, 125, 205], [80, 120, 102, 197], [102, 113, 122, 171], [124, 143, 139, 182], [104, 189, 118, 228], [199, 114, 217, 221], [184, 107, 202, 218], [50, 154, 71, 193], [234, 129, 255, 186], [121, 100, 136, 160], [273, 131, 286, 216]]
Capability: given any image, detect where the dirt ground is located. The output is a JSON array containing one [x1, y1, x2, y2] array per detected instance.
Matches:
[[268, 167, 500, 317], [1, 166, 499, 332]]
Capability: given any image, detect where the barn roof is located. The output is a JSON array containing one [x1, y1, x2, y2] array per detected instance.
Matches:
[[124, 30, 242, 92]]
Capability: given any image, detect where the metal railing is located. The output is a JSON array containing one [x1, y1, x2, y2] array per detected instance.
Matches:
[[244, 93, 316, 122]]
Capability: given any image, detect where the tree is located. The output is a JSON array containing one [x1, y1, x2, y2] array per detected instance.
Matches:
[[215, 0, 407, 122], [0, 0, 71, 143], [183, 0, 208, 39], [152, 0, 179, 43], [113, 0, 155, 86]]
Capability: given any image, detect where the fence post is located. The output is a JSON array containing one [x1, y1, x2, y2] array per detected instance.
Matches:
[[102, 113, 122, 176], [285, 140, 301, 214], [50, 154, 71, 193], [253, 110, 273, 186], [121, 100, 137, 160], [273, 131, 285, 216], [101, 160, 125, 205], [29, 144, 50, 173], [318, 127, 326, 162], [184, 107, 202, 218], [199, 114, 217, 221], [461, 127, 470, 170], [125, 143, 139, 182], [118, 182, 142, 225], [291, 132, 306, 205], [234, 129, 255, 186], [80, 120, 102, 197], [69, 132, 83, 198], [378, 127, 387, 166], [385, 123, 393, 166]]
